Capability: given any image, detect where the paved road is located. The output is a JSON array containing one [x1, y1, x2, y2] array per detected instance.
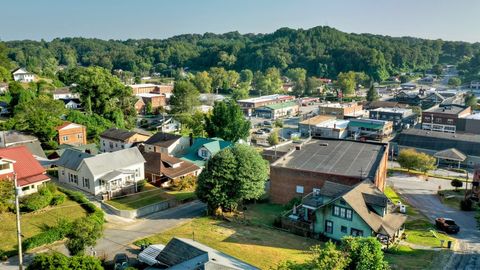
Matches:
[[388, 174, 480, 270], [1, 200, 205, 269]]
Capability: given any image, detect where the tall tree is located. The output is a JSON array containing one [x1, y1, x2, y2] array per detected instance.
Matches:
[[192, 71, 212, 93], [342, 237, 389, 270], [209, 67, 228, 93], [366, 85, 380, 102], [170, 80, 200, 114], [286, 68, 307, 96], [239, 69, 254, 85], [205, 100, 251, 142], [336, 71, 357, 96], [196, 144, 269, 213]]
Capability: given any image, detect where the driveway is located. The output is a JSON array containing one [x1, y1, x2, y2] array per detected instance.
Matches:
[[2, 200, 206, 269], [388, 174, 480, 270]]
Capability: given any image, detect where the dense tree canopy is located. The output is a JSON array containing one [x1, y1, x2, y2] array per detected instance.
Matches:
[[27, 253, 103, 270], [170, 80, 200, 114], [6, 26, 476, 81], [196, 144, 269, 213], [397, 148, 436, 173], [205, 100, 251, 142]]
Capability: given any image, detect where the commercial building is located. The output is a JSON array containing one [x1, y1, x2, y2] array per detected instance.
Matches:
[[457, 113, 480, 134], [347, 119, 393, 141], [317, 102, 364, 119], [422, 104, 472, 133], [129, 83, 174, 95], [396, 129, 480, 168], [299, 115, 349, 139], [298, 115, 336, 136], [369, 107, 416, 131], [270, 138, 388, 204], [254, 101, 299, 119], [237, 94, 295, 116], [134, 93, 167, 114]]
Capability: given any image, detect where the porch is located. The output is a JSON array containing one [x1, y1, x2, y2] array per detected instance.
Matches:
[[99, 169, 139, 200]]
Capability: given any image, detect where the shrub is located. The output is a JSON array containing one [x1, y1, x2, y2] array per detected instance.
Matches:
[[44, 182, 58, 193], [451, 179, 463, 190], [23, 222, 71, 250], [284, 197, 302, 211], [171, 175, 196, 191], [460, 199, 473, 211], [22, 193, 52, 212], [50, 194, 66, 206], [137, 179, 146, 192], [134, 238, 152, 248]]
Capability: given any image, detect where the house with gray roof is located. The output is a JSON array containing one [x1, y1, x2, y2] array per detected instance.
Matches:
[[281, 180, 407, 243], [56, 147, 145, 198], [0, 130, 46, 159], [147, 237, 258, 270]]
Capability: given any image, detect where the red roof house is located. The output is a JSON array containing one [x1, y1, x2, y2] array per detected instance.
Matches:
[[0, 146, 50, 195]]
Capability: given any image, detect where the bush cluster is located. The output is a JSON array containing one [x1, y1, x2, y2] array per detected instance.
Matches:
[[170, 175, 196, 191]]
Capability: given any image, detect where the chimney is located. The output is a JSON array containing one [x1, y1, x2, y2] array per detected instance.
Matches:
[[189, 133, 193, 146]]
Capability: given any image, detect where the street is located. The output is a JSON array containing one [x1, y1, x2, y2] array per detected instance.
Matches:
[[1, 200, 206, 269], [388, 174, 480, 270]]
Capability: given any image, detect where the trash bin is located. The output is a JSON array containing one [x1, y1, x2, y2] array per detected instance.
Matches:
[[447, 241, 452, 249]]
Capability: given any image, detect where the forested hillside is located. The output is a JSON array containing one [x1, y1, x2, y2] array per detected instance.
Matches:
[[3, 26, 480, 81]]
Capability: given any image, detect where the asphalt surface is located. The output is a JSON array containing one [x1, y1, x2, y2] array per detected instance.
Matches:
[[388, 174, 480, 270], [1, 200, 206, 269]]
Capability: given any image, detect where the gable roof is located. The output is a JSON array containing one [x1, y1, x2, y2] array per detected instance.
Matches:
[[180, 138, 232, 167], [155, 238, 258, 270], [144, 132, 182, 148], [12, 68, 33, 75], [55, 148, 94, 170], [0, 146, 49, 187], [100, 128, 146, 142], [83, 147, 145, 177], [434, 148, 467, 161], [143, 151, 200, 179], [340, 181, 407, 237], [56, 121, 84, 131]]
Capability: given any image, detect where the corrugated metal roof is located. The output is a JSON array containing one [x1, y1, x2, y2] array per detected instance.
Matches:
[[83, 147, 145, 176], [55, 148, 93, 170]]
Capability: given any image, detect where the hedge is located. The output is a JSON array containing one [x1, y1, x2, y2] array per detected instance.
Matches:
[[23, 188, 105, 251]]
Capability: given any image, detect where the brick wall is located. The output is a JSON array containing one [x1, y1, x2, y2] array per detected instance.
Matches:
[[58, 126, 86, 145]]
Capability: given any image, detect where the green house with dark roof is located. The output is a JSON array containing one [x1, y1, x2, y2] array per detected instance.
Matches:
[[255, 101, 299, 119], [180, 138, 232, 168], [282, 181, 407, 243]]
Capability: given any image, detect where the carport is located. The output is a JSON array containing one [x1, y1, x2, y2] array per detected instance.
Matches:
[[434, 148, 467, 168]]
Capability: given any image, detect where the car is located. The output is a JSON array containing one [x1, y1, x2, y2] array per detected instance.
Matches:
[[254, 130, 266, 135], [263, 120, 272, 126], [261, 128, 272, 133], [435, 218, 460, 234], [113, 253, 129, 270]]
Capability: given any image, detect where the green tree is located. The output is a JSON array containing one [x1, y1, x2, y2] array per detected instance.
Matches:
[[310, 242, 350, 270], [366, 85, 380, 102], [342, 237, 389, 270], [451, 179, 463, 191], [209, 67, 228, 93], [447, 77, 461, 87], [337, 71, 357, 96], [465, 94, 478, 109], [196, 144, 269, 213], [145, 101, 153, 115], [239, 69, 254, 85], [0, 180, 14, 213], [305, 77, 321, 96], [205, 100, 250, 142], [177, 111, 206, 137], [27, 253, 103, 270], [397, 148, 436, 174], [66, 217, 103, 255], [170, 80, 200, 114], [267, 129, 280, 146], [0, 66, 11, 83], [231, 83, 250, 101], [254, 68, 283, 95], [193, 71, 212, 93], [8, 95, 66, 144], [432, 64, 443, 76], [66, 111, 113, 142], [286, 68, 307, 96]]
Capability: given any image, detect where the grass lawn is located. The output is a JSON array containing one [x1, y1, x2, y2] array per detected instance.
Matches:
[[134, 216, 320, 269], [385, 186, 454, 248], [164, 190, 196, 202], [0, 197, 87, 253], [243, 203, 286, 227], [385, 245, 450, 270], [438, 189, 477, 211], [105, 183, 167, 210]]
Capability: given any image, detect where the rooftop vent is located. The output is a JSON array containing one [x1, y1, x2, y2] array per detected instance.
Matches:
[[295, 145, 301, 151]]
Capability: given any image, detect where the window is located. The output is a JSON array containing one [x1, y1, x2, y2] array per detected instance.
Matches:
[[0, 163, 9, 170], [341, 226, 347, 233], [447, 119, 454, 124], [77, 133, 82, 139], [200, 149, 209, 158], [325, 220, 333, 234], [62, 135, 68, 141], [109, 142, 113, 148], [83, 178, 90, 189], [61, 170, 65, 176], [351, 228, 363, 236], [135, 168, 139, 177], [296, 185, 304, 194], [22, 186, 31, 191], [333, 205, 353, 220]]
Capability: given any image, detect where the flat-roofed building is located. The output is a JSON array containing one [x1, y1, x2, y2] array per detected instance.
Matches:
[[299, 115, 336, 136], [317, 102, 364, 119], [348, 119, 393, 141], [270, 138, 388, 204], [237, 94, 295, 116], [422, 104, 471, 133], [255, 101, 299, 119], [129, 83, 174, 95], [369, 107, 416, 131], [457, 113, 480, 134]]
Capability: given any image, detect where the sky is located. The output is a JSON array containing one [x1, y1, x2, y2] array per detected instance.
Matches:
[[1, 0, 479, 42]]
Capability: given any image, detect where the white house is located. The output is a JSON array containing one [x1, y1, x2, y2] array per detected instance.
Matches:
[[56, 147, 145, 198], [62, 99, 82, 109], [12, 68, 35, 83], [53, 87, 80, 100], [100, 128, 151, 153]]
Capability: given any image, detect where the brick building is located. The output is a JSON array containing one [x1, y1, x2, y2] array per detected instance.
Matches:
[[317, 102, 364, 119], [270, 139, 388, 204], [237, 94, 295, 116], [134, 93, 167, 114], [422, 104, 472, 133], [56, 122, 87, 146]]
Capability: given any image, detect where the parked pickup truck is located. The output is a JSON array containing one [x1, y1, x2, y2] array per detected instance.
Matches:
[[435, 218, 460, 234]]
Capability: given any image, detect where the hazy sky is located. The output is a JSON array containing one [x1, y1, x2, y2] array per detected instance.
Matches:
[[1, 0, 479, 42]]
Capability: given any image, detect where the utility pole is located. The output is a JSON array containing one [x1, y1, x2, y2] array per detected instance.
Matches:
[[14, 172, 23, 270]]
